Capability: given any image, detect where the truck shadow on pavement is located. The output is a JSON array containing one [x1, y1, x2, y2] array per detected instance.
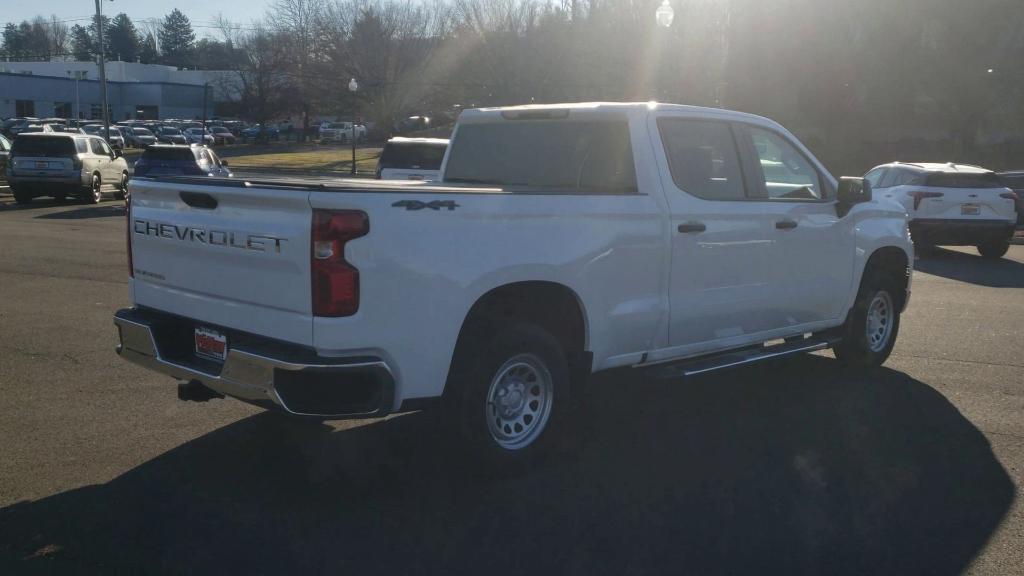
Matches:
[[33, 204, 126, 220], [915, 247, 1024, 288], [0, 356, 1013, 575]]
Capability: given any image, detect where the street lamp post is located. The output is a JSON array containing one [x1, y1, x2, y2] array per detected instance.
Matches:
[[348, 78, 358, 176], [656, 0, 675, 28], [95, 0, 111, 142]]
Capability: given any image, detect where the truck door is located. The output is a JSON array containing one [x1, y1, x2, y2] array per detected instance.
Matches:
[[652, 115, 792, 352], [734, 124, 855, 327]]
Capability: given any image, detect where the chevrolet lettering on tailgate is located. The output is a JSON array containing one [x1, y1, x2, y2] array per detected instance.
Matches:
[[133, 219, 288, 253]]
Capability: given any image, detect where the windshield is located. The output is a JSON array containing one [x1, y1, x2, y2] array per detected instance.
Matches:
[[328, 123, 349, 129], [926, 172, 1005, 188], [160, 128, 182, 135], [133, 128, 153, 136], [379, 142, 447, 170]]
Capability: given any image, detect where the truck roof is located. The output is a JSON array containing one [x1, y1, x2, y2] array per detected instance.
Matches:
[[460, 101, 775, 126]]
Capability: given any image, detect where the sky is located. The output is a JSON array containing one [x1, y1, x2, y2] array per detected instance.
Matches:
[[3, 0, 274, 36]]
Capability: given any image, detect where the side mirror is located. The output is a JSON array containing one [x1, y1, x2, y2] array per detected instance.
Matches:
[[112, 148, 122, 159], [836, 176, 871, 216], [220, 160, 228, 166]]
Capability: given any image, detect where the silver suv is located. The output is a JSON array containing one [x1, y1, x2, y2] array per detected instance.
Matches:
[[6, 133, 130, 204]]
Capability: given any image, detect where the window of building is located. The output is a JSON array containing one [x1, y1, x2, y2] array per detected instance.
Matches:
[[54, 102, 72, 118], [15, 100, 35, 117]]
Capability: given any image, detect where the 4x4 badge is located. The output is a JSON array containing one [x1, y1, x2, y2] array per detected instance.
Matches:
[[392, 200, 459, 211]]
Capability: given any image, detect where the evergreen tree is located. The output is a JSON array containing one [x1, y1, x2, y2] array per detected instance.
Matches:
[[139, 33, 159, 64], [158, 9, 196, 67], [107, 13, 141, 62], [70, 24, 94, 61]]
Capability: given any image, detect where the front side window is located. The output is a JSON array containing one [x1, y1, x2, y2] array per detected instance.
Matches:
[[749, 127, 823, 200], [658, 118, 746, 200]]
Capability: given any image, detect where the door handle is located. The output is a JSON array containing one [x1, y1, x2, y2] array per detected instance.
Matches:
[[775, 219, 798, 230], [678, 222, 706, 233]]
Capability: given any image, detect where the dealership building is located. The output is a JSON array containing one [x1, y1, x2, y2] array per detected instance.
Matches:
[[0, 60, 235, 120]]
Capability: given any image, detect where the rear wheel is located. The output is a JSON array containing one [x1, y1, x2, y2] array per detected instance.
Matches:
[[977, 240, 1010, 259], [84, 173, 102, 204], [12, 187, 32, 205], [449, 322, 577, 471], [834, 269, 901, 368]]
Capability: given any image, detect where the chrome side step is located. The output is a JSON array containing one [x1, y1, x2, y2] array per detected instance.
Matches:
[[649, 336, 840, 379]]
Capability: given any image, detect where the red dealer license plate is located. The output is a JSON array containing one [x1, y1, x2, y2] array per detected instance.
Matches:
[[194, 327, 228, 362]]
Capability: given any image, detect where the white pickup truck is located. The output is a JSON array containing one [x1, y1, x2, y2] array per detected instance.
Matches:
[[115, 102, 913, 467]]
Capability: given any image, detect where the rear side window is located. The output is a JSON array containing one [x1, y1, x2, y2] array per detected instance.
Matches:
[[926, 172, 1003, 188], [11, 136, 75, 157], [445, 120, 637, 193], [658, 118, 745, 200], [379, 142, 447, 171], [142, 147, 196, 162], [75, 139, 88, 153]]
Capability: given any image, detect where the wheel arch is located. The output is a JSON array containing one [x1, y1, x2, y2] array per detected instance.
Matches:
[[861, 246, 911, 311], [444, 281, 590, 397]]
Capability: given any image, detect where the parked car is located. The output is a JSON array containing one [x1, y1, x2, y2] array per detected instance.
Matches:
[[375, 137, 448, 180], [241, 124, 280, 140], [0, 133, 10, 182], [997, 171, 1024, 228], [3, 117, 38, 138], [81, 124, 126, 149], [133, 144, 232, 178], [19, 124, 57, 134], [865, 162, 1018, 258], [6, 133, 129, 204], [115, 102, 912, 470], [208, 126, 236, 146], [124, 126, 157, 148], [155, 126, 189, 145], [319, 121, 366, 143], [183, 127, 215, 146]]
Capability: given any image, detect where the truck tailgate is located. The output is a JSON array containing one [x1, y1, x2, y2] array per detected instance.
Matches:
[[129, 178, 314, 345]]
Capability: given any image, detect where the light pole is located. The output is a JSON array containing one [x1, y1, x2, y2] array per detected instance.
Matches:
[[94, 0, 112, 142], [348, 78, 358, 176], [656, 0, 675, 28], [67, 70, 84, 121]]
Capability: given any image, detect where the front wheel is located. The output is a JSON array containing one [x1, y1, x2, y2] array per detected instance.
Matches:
[[114, 172, 129, 201], [834, 269, 901, 368], [977, 240, 1010, 259], [450, 322, 577, 471]]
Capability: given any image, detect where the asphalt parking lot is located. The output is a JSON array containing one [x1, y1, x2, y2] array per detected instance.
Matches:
[[0, 192, 1021, 575]]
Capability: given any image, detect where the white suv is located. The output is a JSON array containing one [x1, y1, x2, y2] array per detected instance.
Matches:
[[865, 162, 1018, 259]]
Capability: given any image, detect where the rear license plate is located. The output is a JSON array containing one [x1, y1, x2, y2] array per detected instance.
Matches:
[[35, 161, 48, 168], [194, 327, 228, 362], [961, 203, 980, 216]]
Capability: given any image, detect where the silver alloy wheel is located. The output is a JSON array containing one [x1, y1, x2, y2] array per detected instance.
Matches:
[[91, 175, 102, 202], [485, 353, 554, 450], [865, 291, 894, 353]]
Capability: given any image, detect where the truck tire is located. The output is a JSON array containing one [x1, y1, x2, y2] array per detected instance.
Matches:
[[977, 240, 1009, 259], [833, 269, 901, 368], [451, 322, 576, 471], [12, 187, 32, 205]]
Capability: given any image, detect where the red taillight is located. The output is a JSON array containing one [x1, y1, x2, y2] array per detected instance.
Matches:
[[311, 210, 369, 317], [907, 191, 944, 210], [126, 193, 134, 278], [1000, 191, 1019, 200]]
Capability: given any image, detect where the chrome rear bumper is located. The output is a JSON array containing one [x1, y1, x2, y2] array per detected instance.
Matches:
[[114, 308, 395, 419]]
